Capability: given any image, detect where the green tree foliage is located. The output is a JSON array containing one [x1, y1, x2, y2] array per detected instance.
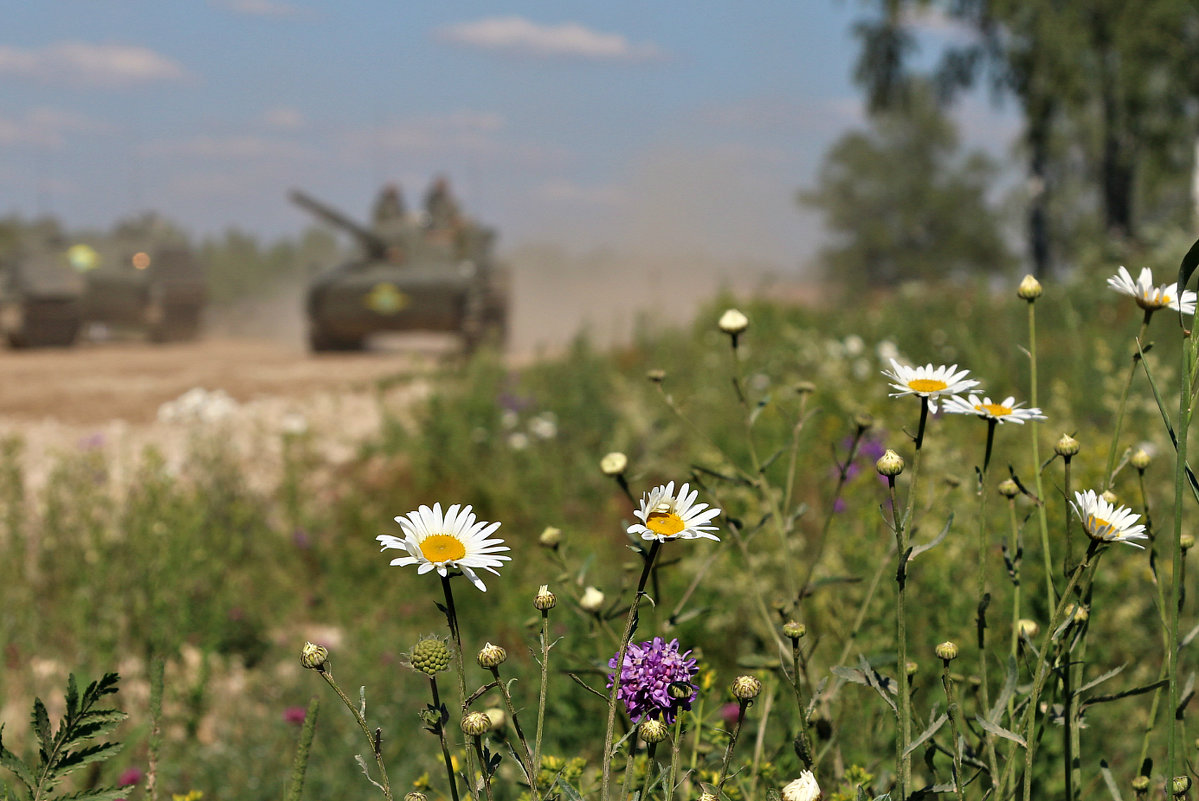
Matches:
[[799, 83, 1012, 287]]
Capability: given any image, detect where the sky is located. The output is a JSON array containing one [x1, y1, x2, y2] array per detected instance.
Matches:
[[0, 1, 1017, 275]]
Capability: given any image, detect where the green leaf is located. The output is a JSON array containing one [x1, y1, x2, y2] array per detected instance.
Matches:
[[54, 742, 123, 777], [903, 712, 947, 757], [0, 728, 36, 790], [55, 786, 128, 801], [31, 700, 51, 755], [64, 676, 79, 721], [1177, 235, 1199, 320], [974, 715, 1025, 747], [1137, 342, 1199, 505]]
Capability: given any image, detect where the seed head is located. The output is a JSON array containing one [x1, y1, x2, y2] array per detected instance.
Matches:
[[1017, 274, 1043, 301], [534, 584, 557, 610], [477, 642, 507, 668], [300, 641, 329, 670], [730, 675, 762, 700], [580, 586, 606, 613], [1055, 434, 1080, 457], [998, 479, 1020, 499], [783, 620, 806, 640], [411, 637, 451, 676], [600, 452, 628, 476], [539, 526, 562, 548], [718, 308, 749, 336], [876, 449, 905, 478], [1016, 619, 1040, 639], [461, 711, 491, 737], [638, 718, 670, 744], [1131, 449, 1152, 471], [935, 641, 959, 662]]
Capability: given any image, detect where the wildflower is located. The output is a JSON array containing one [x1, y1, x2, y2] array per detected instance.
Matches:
[[943, 394, 1045, 424], [579, 586, 606, 613], [1016, 619, 1040, 639], [600, 452, 628, 476], [783, 621, 806, 640], [300, 641, 328, 670], [476, 642, 507, 668], [782, 770, 823, 801], [118, 769, 143, 787], [1017, 274, 1043, 301], [882, 359, 979, 412], [718, 308, 749, 336], [876, 450, 904, 478], [1071, 489, 1148, 548], [1131, 448, 1151, 471], [378, 503, 510, 592], [1107, 266, 1197, 314], [1055, 433, 1080, 457], [282, 706, 307, 725], [607, 637, 699, 723], [627, 482, 721, 542], [461, 711, 491, 736], [730, 675, 762, 700], [539, 526, 562, 548], [998, 479, 1020, 499], [534, 585, 557, 611], [638, 718, 669, 744], [935, 642, 959, 662]]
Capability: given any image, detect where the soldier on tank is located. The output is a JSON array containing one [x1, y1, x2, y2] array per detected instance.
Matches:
[[372, 184, 406, 226], [423, 176, 461, 230]]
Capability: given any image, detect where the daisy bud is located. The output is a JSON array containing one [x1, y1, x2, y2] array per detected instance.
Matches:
[[1017, 274, 1043, 301], [998, 479, 1020, 499], [600, 452, 628, 476], [411, 637, 451, 676], [1016, 619, 1040, 639], [534, 584, 557, 610], [935, 641, 959, 662], [579, 586, 606, 613], [905, 661, 918, 677], [476, 642, 507, 668], [461, 711, 491, 737], [718, 308, 749, 336], [1181, 534, 1195, 553], [647, 368, 666, 383], [484, 707, 506, 730], [731, 675, 762, 700], [539, 526, 562, 548], [1173, 776, 1191, 796], [783, 620, 806, 640], [637, 718, 669, 744], [1131, 775, 1150, 794], [405, 794, 429, 801], [876, 449, 904, 478], [668, 681, 694, 700], [1055, 434, 1080, 458], [853, 411, 874, 431], [795, 380, 817, 395], [300, 641, 328, 670], [1131, 449, 1151, 471], [782, 770, 823, 801], [698, 793, 719, 801], [1101, 490, 1118, 505]]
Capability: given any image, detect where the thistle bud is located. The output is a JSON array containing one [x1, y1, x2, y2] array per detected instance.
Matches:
[[534, 584, 557, 611], [539, 526, 562, 548], [461, 711, 491, 737], [1017, 274, 1043, 301], [998, 479, 1020, 499], [300, 641, 329, 670], [637, 718, 669, 744], [411, 637, 451, 676], [476, 642, 507, 668], [600, 452, 628, 476], [1131, 449, 1151, 471], [731, 675, 762, 700], [783, 620, 806, 640], [579, 586, 606, 613], [935, 641, 959, 662], [1055, 434, 1080, 458], [718, 308, 749, 336], [876, 449, 904, 478]]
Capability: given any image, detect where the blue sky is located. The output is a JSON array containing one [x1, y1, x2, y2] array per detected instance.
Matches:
[[0, 1, 1016, 272]]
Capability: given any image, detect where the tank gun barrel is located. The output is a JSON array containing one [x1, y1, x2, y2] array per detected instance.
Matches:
[[289, 189, 388, 259]]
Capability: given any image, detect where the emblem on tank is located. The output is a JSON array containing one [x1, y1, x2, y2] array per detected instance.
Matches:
[[366, 282, 408, 315], [67, 244, 99, 272]]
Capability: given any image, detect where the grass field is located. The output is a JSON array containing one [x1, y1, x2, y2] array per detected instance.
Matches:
[[2, 244, 1197, 801]]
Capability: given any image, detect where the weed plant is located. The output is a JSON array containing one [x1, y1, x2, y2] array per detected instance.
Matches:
[[1, 240, 1198, 800]]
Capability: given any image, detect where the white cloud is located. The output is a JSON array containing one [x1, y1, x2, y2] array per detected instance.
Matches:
[[261, 106, 306, 130], [437, 17, 663, 61], [147, 134, 314, 160], [344, 111, 507, 154], [0, 107, 111, 148], [215, 0, 309, 19], [0, 42, 187, 88]]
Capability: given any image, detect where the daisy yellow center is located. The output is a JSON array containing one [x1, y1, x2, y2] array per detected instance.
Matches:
[[420, 534, 467, 563], [646, 511, 685, 538], [907, 378, 947, 393], [977, 402, 1013, 417], [1086, 514, 1110, 533]]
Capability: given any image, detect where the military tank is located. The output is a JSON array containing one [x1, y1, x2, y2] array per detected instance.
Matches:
[[80, 215, 208, 342], [0, 234, 87, 348], [291, 186, 508, 353]]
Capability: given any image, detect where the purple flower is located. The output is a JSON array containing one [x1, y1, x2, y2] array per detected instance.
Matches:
[[607, 637, 698, 723], [283, 706, 307, 725], [118, 768, 143, 787]]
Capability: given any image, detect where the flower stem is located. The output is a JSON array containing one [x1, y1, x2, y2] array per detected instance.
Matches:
[[716, 700, 750, 791], [316, 666, 393, 801], [939, 660, 965, 801], [533, 608, 551, 780], [469, 736, 495, 801], [974, 420, 1000, 787], [283, 697, 320, 801], [600, 540, 662, 801], [1104, 312, 1152, 490], [1027, 299, 1056, 610], [488, 665, 539, 798], [439, 575, 480, 801], [1167, 320, 1195, 787], [429, 677, 461, 801], [640, 741, 659, 801]]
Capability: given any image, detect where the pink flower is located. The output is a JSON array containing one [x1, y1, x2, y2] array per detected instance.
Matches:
[[118, 768, 143, 787], [283, 706, 307, 725]]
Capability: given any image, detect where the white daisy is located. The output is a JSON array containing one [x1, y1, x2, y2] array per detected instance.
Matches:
[[1069, 490, 1148, 548], [942, 394, 1046, 424], [377, 503, 510, 591], [627, 481, 721, 542], [1107, 266, 1196, 315], [882, 359, 980, 413], [781, 771, 822, 801]]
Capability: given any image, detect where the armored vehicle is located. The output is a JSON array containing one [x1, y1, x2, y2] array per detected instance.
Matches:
[[80, 215, 207, 342], [292, 187, 508, 353], [0, 235, 87, 348]]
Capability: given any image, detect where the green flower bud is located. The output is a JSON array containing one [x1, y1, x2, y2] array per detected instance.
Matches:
[[935, 641, 959, 662], [794, 380, 817, 395], [731, 675, 762, 700], [600, 452, 628, 476], [539, 526, 562, 548], [300, 641, 329, 670], [579, 586, 605, 613], [1055, 433, 1080, 458], [718, 308, 749, 336], [782, 620, 806, 640], [1102, 490, 1118, 505], [1130, 775, 1150, 793], [534, 584, 557, 611], [998, 479, 1020, 498], [476, 642, 507, 668], [1173, 775, 1192, 796], [1017, 274, 1043, 301], [647, 368, 666, 383], [1182, 534, 1195, 552], [405, 793, 429, 801], [1016, 619, 1040, 639], [854, 411, 874, 431], [1131, 448, 1152, 470], [461, 711, 491, 737], [411, 637, 451, 676], [638, 718, 669, 744], [876, 449, 905, 478]]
